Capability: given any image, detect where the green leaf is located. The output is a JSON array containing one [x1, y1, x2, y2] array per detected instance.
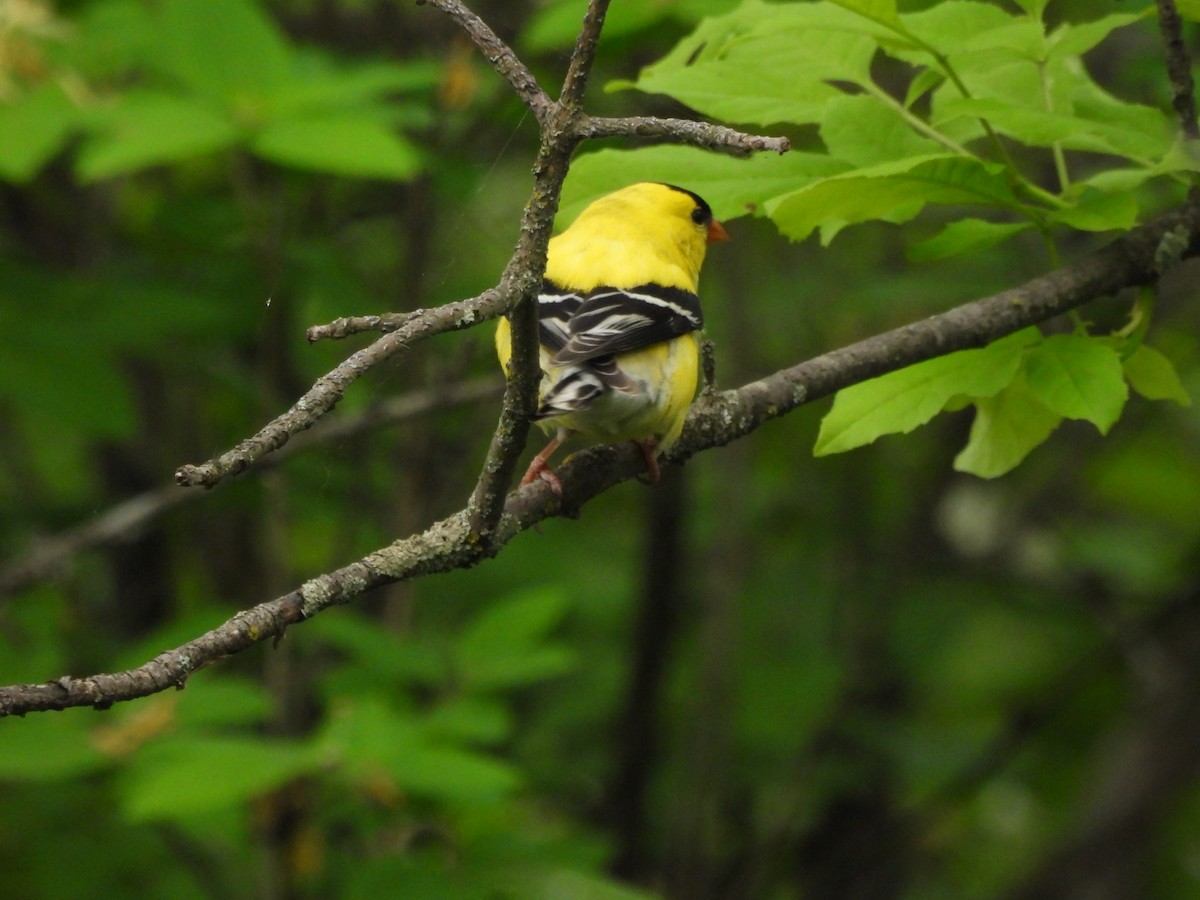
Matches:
[[625, 0, 880, 126], [1081, 167, 1161, 194], [395, 745, 520, 805], [460, 590, 570, 656], [523, 1, 665, 51], [766, 155, 1023, 244], [425, 697, 514, 746], [961, 20, 1048, 58], [321, 698, 518, 804], [820, 94, 946, 166], [953, 378, 1061, 478], [1123, 345, 1193, 406], [1023, 334, 1128, 432], [894, 2, 1024, 64], [1068, 80, 1173, 160], [310, 613, 445, 688], [456, 590, 577, 691], [174, 678, 274, 729], [76, 91, 239, 181], [1048, 188, 1138, 232], [154, 0, 292, 109], [907, 218, 1031, 262], [1179, 0, 1200, 23], [251, 115, 421, 180], [1011, 0, 1049, 18], [934, 97, 1078, 147], [0, 85, 78, 183], [934, 94, 1170, 159], [905, 67, 945, 107], [260, 58, 441, 121], [1046, 12, 1147, 60], [69, 0, 159, 79], [121, 736, 317, 822], [904, 6, 1073, 129], [560, 146, 848, 226], [815, 330, 1037, 456], [828, 0, 903, 30], [522, 0, 733, 52], [0, 715, 110, 781]]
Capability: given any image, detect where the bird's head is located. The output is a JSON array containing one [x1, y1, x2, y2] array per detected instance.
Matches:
[[590, 182, 728, 244], [571, 182, 728, 282], [549, 182, 728, 291]]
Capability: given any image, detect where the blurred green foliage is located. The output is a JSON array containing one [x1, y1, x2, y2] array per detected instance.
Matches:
[[2, 0, 1200, 898]]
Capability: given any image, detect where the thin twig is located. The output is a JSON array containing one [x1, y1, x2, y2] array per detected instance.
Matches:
[[559, 0, 611, 110], [306, 312, 418, 342], [423, 0, 554, 123], [177, 4, 789, 495], [174, 289, 505, 488], [1156, 0, 1200, 141], [580, 117, 791, 157], [464, 149, 573, 537], [5, 197, 1199, 716], [0, 378, 503, 597], [464, 0, 615, 538], [1, 486, 192, 597]]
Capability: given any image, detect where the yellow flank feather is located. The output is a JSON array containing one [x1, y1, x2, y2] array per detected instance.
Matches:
[[495, 182, 726, 489]]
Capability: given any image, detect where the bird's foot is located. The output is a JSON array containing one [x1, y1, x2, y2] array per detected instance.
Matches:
[[634, 439, 661, 485], [520, 457, 564, 497]]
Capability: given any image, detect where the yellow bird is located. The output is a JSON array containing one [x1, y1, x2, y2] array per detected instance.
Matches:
[[496, 182, 729, 492]]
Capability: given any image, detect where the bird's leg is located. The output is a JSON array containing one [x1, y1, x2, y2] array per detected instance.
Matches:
[[635, 438, 661, 484], [521, 432, 567, 495]]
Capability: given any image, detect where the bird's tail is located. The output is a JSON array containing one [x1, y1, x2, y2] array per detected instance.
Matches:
[[534, 356, 632, 420], [534, 368, 603, 419]]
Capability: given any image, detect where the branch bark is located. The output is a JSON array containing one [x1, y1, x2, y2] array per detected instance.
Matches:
[[4, 196, 1200, 717], [1156, 0, 1200, 142], [424, 0, 554, 122], [7, 1, 1200, 716], [0, 378, 501, 598], [172, 0, 787, 495], [174, 288, 507, 488]]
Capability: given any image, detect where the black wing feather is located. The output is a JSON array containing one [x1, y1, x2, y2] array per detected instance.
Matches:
[[552, 283, 703, 364], [535, 281, 585, 353]]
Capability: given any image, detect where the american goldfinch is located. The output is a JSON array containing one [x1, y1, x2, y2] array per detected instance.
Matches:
[[496, 182, 729, 492]]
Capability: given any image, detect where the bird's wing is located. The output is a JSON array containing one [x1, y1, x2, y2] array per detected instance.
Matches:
[[553, 283, 703, 364], [536, 284, 585, 354]]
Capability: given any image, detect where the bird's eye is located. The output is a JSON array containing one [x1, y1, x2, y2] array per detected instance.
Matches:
[[691, 207, 708, 225]]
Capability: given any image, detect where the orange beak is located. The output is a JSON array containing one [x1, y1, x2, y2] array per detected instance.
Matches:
[[707, 219, 730, 244]]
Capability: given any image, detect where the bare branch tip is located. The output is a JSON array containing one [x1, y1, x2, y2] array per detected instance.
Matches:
[[175, 463, 221, 490]]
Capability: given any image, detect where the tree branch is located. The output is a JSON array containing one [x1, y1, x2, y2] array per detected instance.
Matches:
[[5, 197, 1200, 717], [559, 0, 611, 110], [423, 0, 554, 123], [0, 378, 502, 598], [305, 311, 418, 342], [1156, 0, 1200, 141], [579, 116, 791, 156], [672, 198, 1200, 460], [16, 0, 1190, 717], [464, 0, 615, 537], [174, 3, 789, 496], [174, 288, 506, 488]]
